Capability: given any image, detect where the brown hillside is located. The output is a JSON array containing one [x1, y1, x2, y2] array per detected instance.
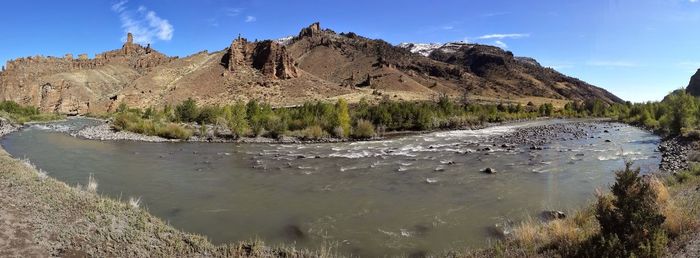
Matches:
[[0, 23, 622, 115]]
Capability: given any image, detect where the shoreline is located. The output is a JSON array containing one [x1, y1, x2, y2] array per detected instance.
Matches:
[[68, 116, 555, 144], [0, 143, 326, 257]]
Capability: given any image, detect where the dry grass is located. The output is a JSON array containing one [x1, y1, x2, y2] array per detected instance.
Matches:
[[509, 206, 598, 255]]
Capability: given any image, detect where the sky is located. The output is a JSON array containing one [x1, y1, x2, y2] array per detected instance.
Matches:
[[1, 0, 700, 102]]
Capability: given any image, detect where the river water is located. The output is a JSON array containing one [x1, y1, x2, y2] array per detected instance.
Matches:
[[0, 118, 661, 256]]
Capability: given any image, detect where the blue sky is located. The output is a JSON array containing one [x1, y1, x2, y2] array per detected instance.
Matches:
[[1, 0, 700, 102]]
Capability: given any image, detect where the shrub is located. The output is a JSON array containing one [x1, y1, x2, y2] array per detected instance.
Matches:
[[196, 106, 220, 125], [156, 123, 192, 140], [581, 162, 666, 257], [297, 125, 328, 140], [175, 98, 199, 122], [115, 102, 128, 113], [352, 119, 375, 139], [227, 102, 249, 138], [264, 115, 286, 139]]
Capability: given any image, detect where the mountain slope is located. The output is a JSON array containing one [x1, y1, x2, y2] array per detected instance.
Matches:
[[0, 23, 622, 115]]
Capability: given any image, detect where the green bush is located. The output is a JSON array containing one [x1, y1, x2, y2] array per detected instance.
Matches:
[[579, 162, 666, 257], [352, 119, 375, 139], [175, 98, 199, 123], [264, 115, 287, 139], [297, 125, 328, 140], [227, 102, 249, 138], [156, 123, 192, 140]]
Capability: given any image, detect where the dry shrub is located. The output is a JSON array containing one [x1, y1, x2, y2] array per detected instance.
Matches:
[[650, 177, 698, 237]]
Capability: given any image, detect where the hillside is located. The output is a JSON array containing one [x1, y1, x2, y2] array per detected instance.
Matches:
[[0, 22, 622, 115]]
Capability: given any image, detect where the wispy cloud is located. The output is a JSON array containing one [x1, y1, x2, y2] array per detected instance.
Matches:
[[493, 40, 508, 49], [477, 33, 530, 40], [586, 60, 640, 68], [111, 1, 173, 44], [245, 15, 256, 22], [482, 12, 510, 17], [225, 8, 242, 17], [691, 0, 698, 3]]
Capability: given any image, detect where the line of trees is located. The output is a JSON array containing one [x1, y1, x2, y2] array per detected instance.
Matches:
[[112, 95, 572, 140], [113, 90, 700, 141]]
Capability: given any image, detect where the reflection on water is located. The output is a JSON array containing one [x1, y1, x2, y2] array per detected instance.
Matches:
[[1, 118, 660, 256]]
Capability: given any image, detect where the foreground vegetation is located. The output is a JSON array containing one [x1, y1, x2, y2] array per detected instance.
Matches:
[[0, 100, 64, 124], [457, 163, 700, 258]]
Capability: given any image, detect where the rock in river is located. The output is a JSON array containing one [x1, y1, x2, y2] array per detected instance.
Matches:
[[481, 167, 497, 174]]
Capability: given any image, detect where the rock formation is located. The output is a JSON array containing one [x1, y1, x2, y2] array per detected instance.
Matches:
[[298, 22, 321, 38], [0, 23, 623, 115], [686, 69, 700, 97], [226, 36, 298, 79]]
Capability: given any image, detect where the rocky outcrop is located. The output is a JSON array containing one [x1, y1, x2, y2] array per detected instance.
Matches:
[[226, 37, 298, 79], [0, 32, 176, 114], [298, 22, 321, 38], [686, 69, 700, 97]]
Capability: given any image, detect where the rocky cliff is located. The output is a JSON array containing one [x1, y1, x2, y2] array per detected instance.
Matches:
[[686, 69, 700, 97], [0, 23, 623, 115], [225, 37, 298, 79]]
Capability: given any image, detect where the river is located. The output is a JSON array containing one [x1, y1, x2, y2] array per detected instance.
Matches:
[[0, 118, 661, 256]]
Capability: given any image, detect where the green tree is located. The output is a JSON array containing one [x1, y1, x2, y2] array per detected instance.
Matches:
[[582, 163, 667, 257], [335, 98, 351, 137], [228, 102, 249, 138], [175, 98, 199, 123]]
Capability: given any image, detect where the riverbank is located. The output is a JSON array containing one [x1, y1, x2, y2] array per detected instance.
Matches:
[[0, 143, 341, 257], [71, 116, 551, 144]]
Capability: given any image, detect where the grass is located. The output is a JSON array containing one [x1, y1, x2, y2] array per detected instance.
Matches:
[[0, 110, 64, 124], [489, 166, 700, 258]]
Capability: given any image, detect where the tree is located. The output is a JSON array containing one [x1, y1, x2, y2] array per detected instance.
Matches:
[[335, 98, 351, 137], [582, 162, 666, 257], [175, 98, 199, 123], [228, 102, 249, 138]]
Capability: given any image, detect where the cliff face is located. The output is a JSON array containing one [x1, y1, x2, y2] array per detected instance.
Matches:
[[226, 37, 298, 79], [0, 33, 175, 114], [0, 24, 623, 115], [686, 69, 700, 97]]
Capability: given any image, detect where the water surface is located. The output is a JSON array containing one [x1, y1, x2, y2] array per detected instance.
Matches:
[[1, 118, 660, 256]]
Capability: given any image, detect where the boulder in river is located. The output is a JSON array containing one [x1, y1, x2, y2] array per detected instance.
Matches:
[[481, 167, 497, 174]]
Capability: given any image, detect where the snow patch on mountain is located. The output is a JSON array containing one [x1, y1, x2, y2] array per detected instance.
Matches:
[[397, 42, 472, 56]]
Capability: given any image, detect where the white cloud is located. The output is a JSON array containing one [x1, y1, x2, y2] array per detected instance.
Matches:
[[225, 8, 242, 17], [245, 16, 256, 23], [477, 33, 530, 40], [691, 0, 698, 3], [112, 1, 174, 44], [494, 40, 508, 49], [441, 25, 454, 30], [586, 61, 639, 67], [111, 0, 127, 12]]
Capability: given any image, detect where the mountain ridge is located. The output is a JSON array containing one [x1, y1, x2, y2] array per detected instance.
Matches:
[[0, 22, 622, 115]]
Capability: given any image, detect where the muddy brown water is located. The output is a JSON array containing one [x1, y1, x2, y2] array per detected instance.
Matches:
[[1, 118, 660, 257]]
